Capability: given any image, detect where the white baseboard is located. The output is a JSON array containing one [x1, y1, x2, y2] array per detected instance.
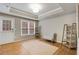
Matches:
[[41, 38, 62, 43]]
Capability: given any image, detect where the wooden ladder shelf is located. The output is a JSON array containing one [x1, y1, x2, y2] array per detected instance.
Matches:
[[62, 23, 77, 48]]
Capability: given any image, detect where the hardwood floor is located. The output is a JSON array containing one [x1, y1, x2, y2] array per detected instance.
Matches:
[[39, 39, 77, 55], [0, 39, 77, 55]]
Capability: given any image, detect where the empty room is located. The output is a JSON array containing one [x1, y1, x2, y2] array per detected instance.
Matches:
[[0, 3, 78, 55]]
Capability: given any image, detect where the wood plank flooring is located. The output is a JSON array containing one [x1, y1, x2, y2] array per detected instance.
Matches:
[[39, 39, 77, 55], [0, 39, 77, 55]]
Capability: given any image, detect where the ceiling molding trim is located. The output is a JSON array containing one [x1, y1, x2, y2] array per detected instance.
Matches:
[[38, 6, 64, 18]]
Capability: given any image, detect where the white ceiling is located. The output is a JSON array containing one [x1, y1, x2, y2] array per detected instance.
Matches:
[[0, 3, 76, 19], [10, 3, 60, 15]]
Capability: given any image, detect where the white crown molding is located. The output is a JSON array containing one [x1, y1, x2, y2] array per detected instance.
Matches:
[[10, 7, 38, 19], [0, 11, 37, 20], [0, 4, 38, 20], [38, 6, 64, 19]]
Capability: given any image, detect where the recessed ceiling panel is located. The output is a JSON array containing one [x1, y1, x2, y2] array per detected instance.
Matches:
[[10, 3, 60, 15]]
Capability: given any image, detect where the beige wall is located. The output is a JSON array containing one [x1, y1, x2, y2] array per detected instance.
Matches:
[[39, 12, 76, 43], [15, 18, 21, 39], [77, 4, 79, 55], [15, 18, 36, 40], [0, 13, 36, 44]]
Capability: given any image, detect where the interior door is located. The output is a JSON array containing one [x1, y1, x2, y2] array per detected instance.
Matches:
[[0, 17, 15, 45]]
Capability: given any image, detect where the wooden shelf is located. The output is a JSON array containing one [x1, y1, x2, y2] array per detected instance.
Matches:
[[62, 23, 77, 49]]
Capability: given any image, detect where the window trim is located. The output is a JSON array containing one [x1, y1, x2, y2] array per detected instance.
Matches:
[[21, 20, 29, 36], [29, 21, 35, 35], [21, 20, 35, 36], [2, 20, 12, 32]]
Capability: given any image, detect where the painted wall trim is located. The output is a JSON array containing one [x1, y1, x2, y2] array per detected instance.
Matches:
[[0, 11, 37, 21], [39, 7, 64, 19]]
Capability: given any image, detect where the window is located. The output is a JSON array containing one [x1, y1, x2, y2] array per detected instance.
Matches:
[[21, 21, 28, 35], [3, 20, 11, 31], [21, 20, 35, 35], [29, 22, 35, 35]]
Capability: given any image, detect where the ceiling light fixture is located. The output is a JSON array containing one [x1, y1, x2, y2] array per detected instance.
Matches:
[[29, 3, 41, 13]]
